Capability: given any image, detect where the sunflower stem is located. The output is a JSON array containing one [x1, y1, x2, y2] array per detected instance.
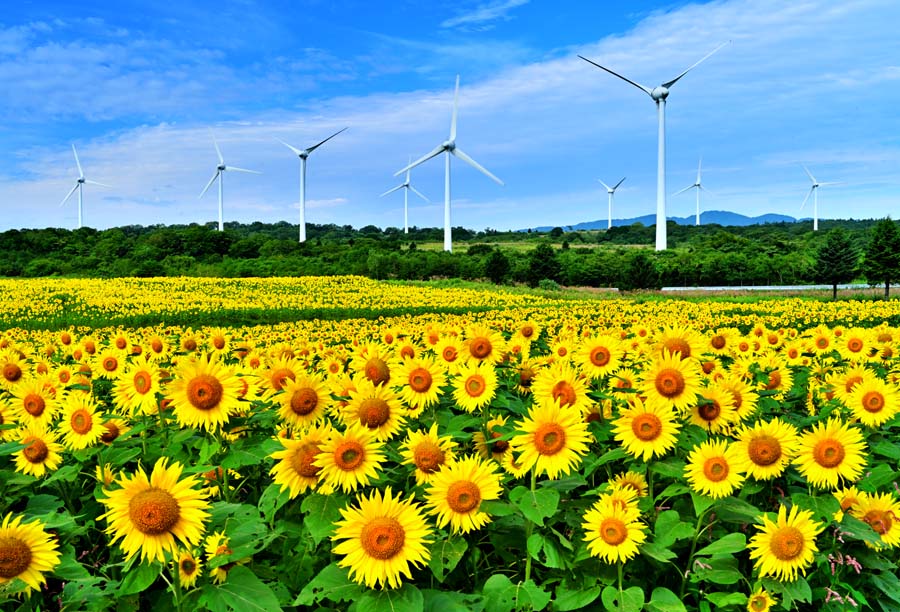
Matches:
[[617, 561, 624, 611], [524, 467, 537, 582], [679, 506, 712, 600]]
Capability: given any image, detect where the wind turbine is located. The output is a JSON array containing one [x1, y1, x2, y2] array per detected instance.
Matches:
[[598, 177, 626, 230], [800, 164, 840, 231], [672, 158, 710, 226], [394, 75, 503, 253], [381, 157, 429, 234], [278, 127, 347, 242], [60, 144, 110, 229], [199, 131, 261, 232], [579, 42, 729, 250]]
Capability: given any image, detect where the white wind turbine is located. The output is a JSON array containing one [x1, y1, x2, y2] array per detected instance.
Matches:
[[60, 144, 111, 229], [381, 157, 429, 234], [598, 177, 626, 230], [395, 75, 503, 253], [672, 158, 711, 226], [579, 42, 729, 250], [800, 164, 841, 232], [199, 131, 261, 231], [278, 127, 347, 242]]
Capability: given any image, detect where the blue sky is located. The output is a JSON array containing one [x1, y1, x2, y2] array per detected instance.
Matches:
[[2, 0, 899, 232]]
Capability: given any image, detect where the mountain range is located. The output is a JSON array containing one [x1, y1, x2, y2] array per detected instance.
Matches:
[[530, 211, 801, 232]]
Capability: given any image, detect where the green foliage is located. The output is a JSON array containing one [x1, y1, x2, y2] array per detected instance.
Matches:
[[815, 228, 859, 298], [863, 218, 900, 297]]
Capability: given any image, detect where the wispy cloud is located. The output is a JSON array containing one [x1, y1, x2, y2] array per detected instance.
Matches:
[[441, 0, 529, 30]]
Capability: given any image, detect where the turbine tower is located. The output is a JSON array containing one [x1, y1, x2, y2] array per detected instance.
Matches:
[[60, 144, 110, 229], [278, 127, 347, 242], [381, 157, 429, 234], [598, 177, 626, 230], [579, 42, 728, 250], [199, 131, 261, 232], [672, 158, 710, 226], [800, 164, 840, 231], [395, 75, 503, 253]]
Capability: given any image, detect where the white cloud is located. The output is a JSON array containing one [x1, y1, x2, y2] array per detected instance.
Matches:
[[441, 0, 530, 29]]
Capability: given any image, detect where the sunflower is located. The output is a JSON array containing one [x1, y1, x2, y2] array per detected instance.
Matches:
[[332, 487, 432, 589], [399, 424, 456, 485], [270, 423, 333, 498], [0, 349, 28, 391], [165, 355, 244, 432], [689, 386, 738, 433], [756, 357, 794, 399], [548, 335, 576, 363], [747, 504, 823, 582], [111, 357, 162, 416], [94, 347, 129, 380], [807, 325, 835, 355], [582, 500, 647, 564], [100, 418, 131, 445], [500, 451, 532, 478], [99, 458, 210, 563], [393, 338, 420, 362], [144, 334, 173, 362], [460, 324, 506, 366], [57, 393, 105, 450], [837, 328, 871, 362], [531, 361, 591, 414], [732, 418, 799, 481], [832, 485, 867, 522], [451, 362, 498, 413], [473, 415, 511, 463], [609, 471, 649, 498], [8, 378, 59, 430], [204, 531, 247, 584], [827, 364, 873, 406], [513, 320, 541, 344], [276, 373, 331, 430], [794, 417, 867, 490], [258, 356, 306, 398], [95, 463, 117, 487], [706, 329, 736, 356], [351, 343, 394, 387], [315, 425, 386, 493], [684, 440, 746, 499], [716, 375, 760, 422], [612, 397, 681, 462], [515, 359, 539, 395], [638, 351, 702, 413], [424, 455, 502, 534], [510, 398, 591, 480], [575, 334, 624, 381], [394, 356, 446, 416], [433, 336, 465, 375], [654, 325, 704, 361], [175, 549, 202, 588], [847, 377, 900, 428], [343, 377, 405, 441], [746, 588, 777, 612], [205, 327, 232, 358], [851, 492, 900, 549], [610, 368, 639, 399], [0, 401, 18, 441], [0, 513, 61, 595], [13, 425, 63, 478]]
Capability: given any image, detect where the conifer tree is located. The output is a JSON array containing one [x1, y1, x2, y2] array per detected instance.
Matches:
[[863, 218, 900, 298], [814, 228, 858, 299]]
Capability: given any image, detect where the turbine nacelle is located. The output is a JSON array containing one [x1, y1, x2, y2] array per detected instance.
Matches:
[[442, 140, 456, 152], [217, 164, 226, 172], [77, 177, 85, 184], [650, 86, 669, 101]]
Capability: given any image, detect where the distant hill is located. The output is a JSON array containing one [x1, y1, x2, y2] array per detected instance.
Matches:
[[530, 210, 800, 232]]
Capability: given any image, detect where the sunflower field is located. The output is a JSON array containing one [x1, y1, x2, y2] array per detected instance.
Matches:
[[2, 276, 900, 612]]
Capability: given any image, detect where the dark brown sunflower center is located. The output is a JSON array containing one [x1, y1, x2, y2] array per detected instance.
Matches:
[[70, 409, 92, 435], [632, 413, 662, 442], [469, 338, 492, 360], [413, 441, 445, 473], [399, 346, 415, 360], [655, 368, 686, 398], [360, 517, 405, 560], [590, 346, 611, 367], [0, 536, 32, 579], [151, 339, 164, 353], [442, 347, 458, 362], [359, 398, 390, 428], [23, 393, 45, 417], [552, 381, 576, 407], [847, 338, 864, 353], [711, 335, 727, 349], [862, 391, 885, 413], [489, 430, 509, 453], [129, 488, 180, 535], [599, 517, 627, 545], [269, 368, 295, 391], [187, 374, 224, 411], [663, 339, 691, 358], [534, 423, 566, 456], [182, 338, 197, 351], [180, 557, 197, 574], [22, 437, 48, 463], [813, 439, 846, 468], [3, 363, 22, 383], [134, 371, 153, 394], [748, 435, 781, 466], [697, 401, 721, 422], [465, 375, 487, 398], [769, 526, 804, 561], [447, 481, 481, 513], [521, 326, 535, 338], [335, 442, 364, 470], [703, 457, 729, 482], [863, 509, 893, 535], [292, 443, 322, 478], [101, 422, 121, 443], [213, 337, 226, 350], [290, 388, 319, 416], [764, 371, 782, 390], [519, 368, 535, 388], [103, 357, 119, 372], [844, 376, 863, 393], [408, 368, 432, 393], [364, 358, 390, 386]]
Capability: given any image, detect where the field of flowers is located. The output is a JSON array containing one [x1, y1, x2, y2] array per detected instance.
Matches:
[[1, 276, 900, 612]]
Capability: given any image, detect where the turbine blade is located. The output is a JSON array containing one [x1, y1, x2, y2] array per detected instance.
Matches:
[[450, 74, 460, 141], [395, 144, 445, 176], [225, 166, 261, 174], [578, 55, 652, 96], [199, 171, 220, 198], [60, 183, 79, 206], [801, 164, 817, 184], [409, 185, 430, 202], [696, 158, 703, 184], [380, 184, 404, 197], [210, 129, 224, 164], [277, 138, 304, 157], [699, 185, 714, 195], [672, 184, 693, 196], [800, 186, 814, 210], [818, 181, 843, 187], [613, 176, 627, 190], [84, 180, 111, 188], [71, 144, 84, 177], [307, 127, 348, 154], [661, 41, 729, 89], [598, 180, 611, 190], [451, 148, 503, 186]]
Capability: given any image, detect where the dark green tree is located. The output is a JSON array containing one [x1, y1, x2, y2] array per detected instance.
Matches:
[[863, 218, 900, 297], [618, 250, 660, 291], [525, 242, 561, 287], [814, 228, 859, 299], [484, 249, 510, 284]]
